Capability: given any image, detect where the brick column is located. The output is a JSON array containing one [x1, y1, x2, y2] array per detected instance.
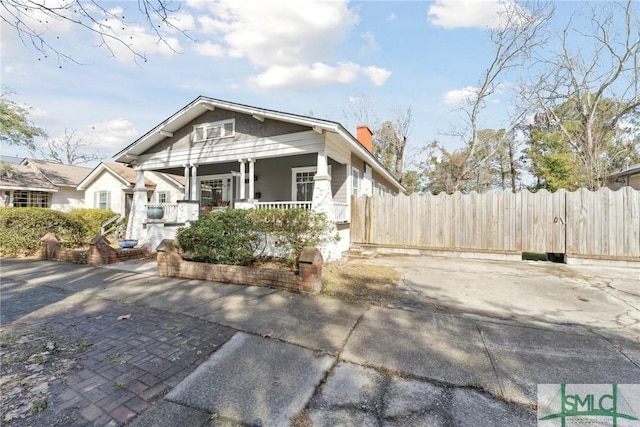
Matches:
[[297, 247, 323, 294], [88, 234, 111, 266], [40, 233, 60, 260], [156, 239, 182, 277]]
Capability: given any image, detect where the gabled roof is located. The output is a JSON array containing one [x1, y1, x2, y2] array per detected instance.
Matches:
[[608, 164, 640, 179], [0, 155, 25, 165], [77, 162, 157, 190], [113, 96, 404, 191], [0, 165, 58, 192], [148, 170, 185, 188], [21, 159, 92, 187]]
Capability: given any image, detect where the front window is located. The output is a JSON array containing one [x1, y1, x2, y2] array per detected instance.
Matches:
[[200, 179, 224, 207], [292, 167, 316, 202], [157, 192, 167, 204], [98, 191, 108, 210], [352, 166, 362, 196], [13, 190, 51, 208], [193, 119, 235, 142]]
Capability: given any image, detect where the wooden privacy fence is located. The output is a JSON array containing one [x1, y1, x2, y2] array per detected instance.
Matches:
[[350, 187, 640, 260]]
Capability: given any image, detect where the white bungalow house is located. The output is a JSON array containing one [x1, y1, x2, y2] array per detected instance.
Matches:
[[0, 159, 90, 211], [77, 162, 185, 219], [113, 96, 403, 259]]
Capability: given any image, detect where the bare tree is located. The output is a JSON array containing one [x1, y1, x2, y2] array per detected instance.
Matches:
[[0, 0, 190, 63], [374, 106, 413, 181], [520, 0, 640, 190], [38, 128, 104, 165], [442, 1, 554, 192]]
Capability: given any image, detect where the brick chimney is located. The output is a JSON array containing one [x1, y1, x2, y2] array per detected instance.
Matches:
[[356, 125, 373, 153]]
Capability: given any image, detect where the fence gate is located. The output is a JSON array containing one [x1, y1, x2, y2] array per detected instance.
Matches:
[[518, 189, 566, 255]]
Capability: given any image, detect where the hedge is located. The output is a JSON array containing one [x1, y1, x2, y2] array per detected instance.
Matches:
[[0, 208, 88, 256]]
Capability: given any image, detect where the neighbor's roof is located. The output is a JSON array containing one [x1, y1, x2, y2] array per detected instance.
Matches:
[[113, 96, 404, 192], [0, 165, 58, 192], [0, 155, 25, 165], [22, 159, 92, 187], [608, 164, 640, 179], [77, 162, 157, 190]]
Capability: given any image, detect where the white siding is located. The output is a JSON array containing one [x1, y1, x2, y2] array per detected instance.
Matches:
[[84, 171, 129, 216], [146, 171, 184, 203], [51, 186, 84, 212]]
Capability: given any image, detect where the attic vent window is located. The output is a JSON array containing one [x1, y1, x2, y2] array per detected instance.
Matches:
[[193, 119, 235, 142]]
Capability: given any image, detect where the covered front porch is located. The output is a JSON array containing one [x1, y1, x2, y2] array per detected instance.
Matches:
[[140, 153, 350, 224], [126, 152, 351, 258]]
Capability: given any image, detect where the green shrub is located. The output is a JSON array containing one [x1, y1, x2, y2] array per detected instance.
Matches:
[[176, 209, 261, 265], [176, 208, 337, 267], [248, 208, 336, 264], [0, 208, 88, 256], [69, 208, 118, 238]]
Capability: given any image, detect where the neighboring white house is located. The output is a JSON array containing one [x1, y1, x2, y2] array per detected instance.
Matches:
[[77, 162, 185, 218], [112, 96, 404, 258], [0, 159, 90, 211]]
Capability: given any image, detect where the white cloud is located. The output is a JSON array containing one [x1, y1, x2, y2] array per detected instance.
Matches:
[[428, 0, 523, 29], [443, 86, 478, 105], [194, 41, 225, 57], [187, 0, 388, 89], [388, 13, 397, 21], [86, 118, 138, 150], [249, 62, 391, 89], [166, 11, 197, 33], [196, 0, 358, 66], [92, 7, 183, 63], [249, 62, 360, 89], [362, 66, 392, 87], [360, 32, 380, 54]]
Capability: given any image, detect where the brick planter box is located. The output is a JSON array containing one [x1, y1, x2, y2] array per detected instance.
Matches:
[[156, 239, 323, 295], [40, 233, 151, 266]]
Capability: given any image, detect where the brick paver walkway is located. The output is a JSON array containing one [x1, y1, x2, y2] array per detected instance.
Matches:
[[1, 277, 235, 426]]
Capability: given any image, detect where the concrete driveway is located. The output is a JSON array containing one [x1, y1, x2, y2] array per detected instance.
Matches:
[[2, 257, 639, 426], [366, 256, 640, 341]]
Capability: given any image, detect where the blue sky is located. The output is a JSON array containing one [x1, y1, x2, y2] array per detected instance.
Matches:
[[0, 0, 605, 166]]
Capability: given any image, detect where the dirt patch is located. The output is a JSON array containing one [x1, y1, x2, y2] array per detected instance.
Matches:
[[0, 323, 91, 426], [321, 261, 437, 311]]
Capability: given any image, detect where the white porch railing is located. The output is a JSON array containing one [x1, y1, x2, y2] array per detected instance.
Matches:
[[334, 202, 350, 223], [148, 201, 349, 223], [255, 201, 313, 210], [146, 203, 179, 222]]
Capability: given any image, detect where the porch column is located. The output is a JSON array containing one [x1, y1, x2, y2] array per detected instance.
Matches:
[[312, 151, 335, 221], [190, 164, 198, 202], [248, 158, 255, 200], [239, 159, 246, 199], [183, 164, 190, 200], [126, 167, 148, 240]]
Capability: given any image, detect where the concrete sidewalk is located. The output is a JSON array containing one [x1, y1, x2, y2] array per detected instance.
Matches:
[[2, 258, 639, 426]]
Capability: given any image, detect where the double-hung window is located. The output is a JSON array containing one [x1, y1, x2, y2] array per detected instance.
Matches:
[[193, 119, 235, 142], [97, 191, 109, 210], [351, 166, 362, 196], [292, 167, 316, 202]]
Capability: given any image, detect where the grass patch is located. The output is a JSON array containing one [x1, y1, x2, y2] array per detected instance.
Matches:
[[321, 261, 434, 310]]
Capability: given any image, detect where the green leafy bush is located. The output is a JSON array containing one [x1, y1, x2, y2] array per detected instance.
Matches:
[[0, 208, 88, 256], [176, 208, 337, 267], [69, 208, 118, 238], [249, 208, 336, 264], [176, 209, 261, 265]]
